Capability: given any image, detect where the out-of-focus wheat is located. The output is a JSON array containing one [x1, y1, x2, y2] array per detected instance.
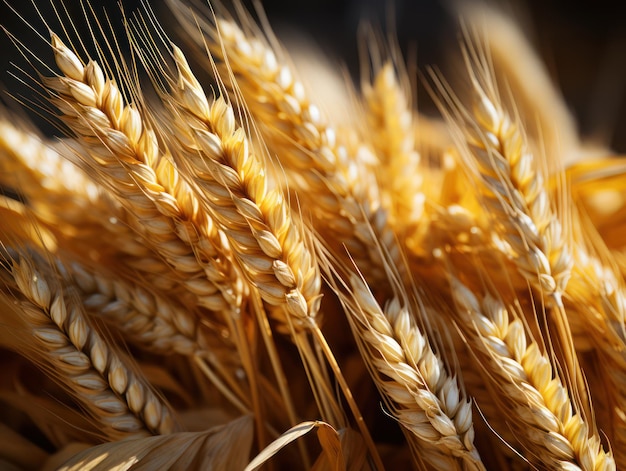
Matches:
[[363, 61, 424, 235]]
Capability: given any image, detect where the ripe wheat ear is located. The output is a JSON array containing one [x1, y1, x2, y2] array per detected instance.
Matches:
[[1, 252, 178, 439]]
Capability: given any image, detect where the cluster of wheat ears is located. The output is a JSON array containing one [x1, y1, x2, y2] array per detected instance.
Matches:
[[0, 0, 624, 469]]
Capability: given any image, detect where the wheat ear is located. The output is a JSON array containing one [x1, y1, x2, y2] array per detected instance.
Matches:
[[168, 7, 400, 286], [450, 277, 615, 470], [434, 48, 590, 409], [0, 196, 194, 356], [67, 260, 211, 356], [65, 259, 251, 414], [464, 73, 571, 302], [363, 61, 424, 232], [566, 246, 626, 466], [4, 255, 177, 439], [168, 42, 330, 412], [0, 117, 100, 213], [430, 40, 572, 301], [170, 46, 320, 333], [0, 118, 148, 261], [46, 33, 243, 313], [128, 21, 324, 460], [331, 268, 482, 470]]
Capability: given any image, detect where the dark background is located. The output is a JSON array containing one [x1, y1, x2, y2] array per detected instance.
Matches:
[[2, 0, 625, 152]]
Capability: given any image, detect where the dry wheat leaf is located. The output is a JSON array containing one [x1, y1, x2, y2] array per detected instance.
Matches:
[[41, 443, 93, 471], [312, 428, 367, 471], [245, 421, 344, 471], [177, 408, 237, 432], [342, 429, 368, 471], [316, 423, 345, 471], [57, 414, 253, 471]]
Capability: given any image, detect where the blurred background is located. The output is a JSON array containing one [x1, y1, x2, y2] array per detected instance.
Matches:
[[1, 0, 625, 152]]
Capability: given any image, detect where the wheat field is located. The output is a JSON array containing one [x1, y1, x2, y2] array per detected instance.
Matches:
[[0, 1, 624, 470]]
